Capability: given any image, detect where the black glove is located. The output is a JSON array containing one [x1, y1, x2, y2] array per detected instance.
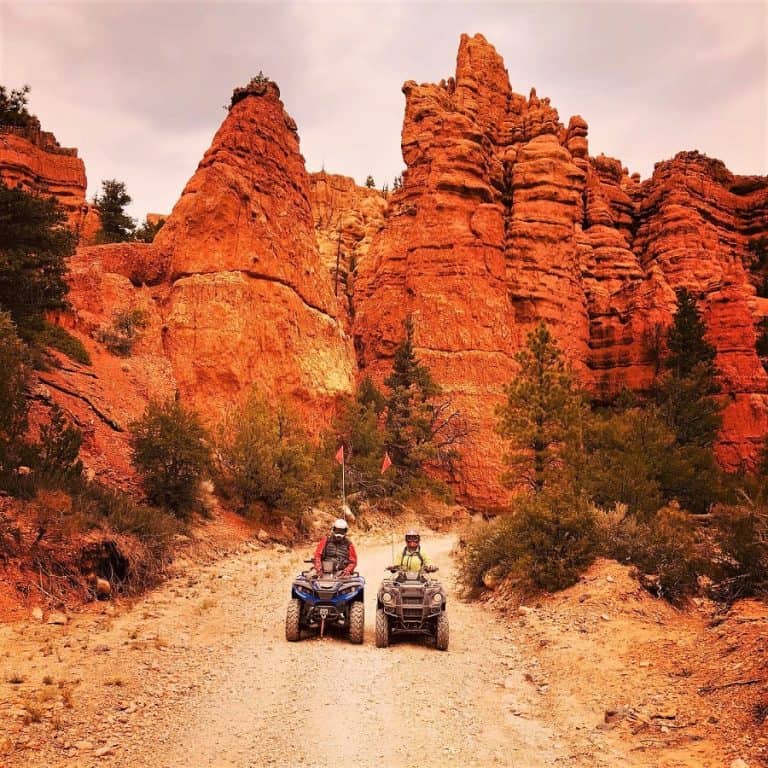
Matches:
[[425, 564, 437, 573], [386, 565, 398, 572]]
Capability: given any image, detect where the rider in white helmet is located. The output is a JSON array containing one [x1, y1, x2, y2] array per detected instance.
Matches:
[[313, 518, 357, 576]]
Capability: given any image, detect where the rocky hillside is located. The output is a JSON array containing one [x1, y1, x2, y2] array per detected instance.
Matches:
[[3, 35, 767, 508]]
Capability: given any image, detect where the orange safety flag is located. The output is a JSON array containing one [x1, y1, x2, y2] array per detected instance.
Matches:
[[335, 445, 345, 465], [380, 451, 392, 474]]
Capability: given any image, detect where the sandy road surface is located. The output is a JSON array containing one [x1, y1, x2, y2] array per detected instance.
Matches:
[[153, 536, 578, 768], [0, 534, 746, 768]]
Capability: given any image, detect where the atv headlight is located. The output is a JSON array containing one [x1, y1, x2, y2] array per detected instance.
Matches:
[[432, 593, 443, 605], [382, 592, 393, 604]]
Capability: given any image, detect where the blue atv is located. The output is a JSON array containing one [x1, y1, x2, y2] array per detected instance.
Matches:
[[285, 558, 365, 643]]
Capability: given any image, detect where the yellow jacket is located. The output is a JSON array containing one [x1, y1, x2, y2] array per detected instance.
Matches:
[[393, 547, 432, 572]]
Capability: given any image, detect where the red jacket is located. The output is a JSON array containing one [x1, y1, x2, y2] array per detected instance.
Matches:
[[314, 536, 357, 575]]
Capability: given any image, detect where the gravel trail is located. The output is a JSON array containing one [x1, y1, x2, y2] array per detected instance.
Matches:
[[0, 534, 738, 767]]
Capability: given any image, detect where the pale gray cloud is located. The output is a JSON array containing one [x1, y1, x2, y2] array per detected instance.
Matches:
[[1, 0, 765, 221]]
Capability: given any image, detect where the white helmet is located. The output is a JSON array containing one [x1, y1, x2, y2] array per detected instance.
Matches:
[[331, 518, 348, 540]]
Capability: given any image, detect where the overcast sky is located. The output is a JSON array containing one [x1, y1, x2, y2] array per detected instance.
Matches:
[[1, 0, 766, 221]]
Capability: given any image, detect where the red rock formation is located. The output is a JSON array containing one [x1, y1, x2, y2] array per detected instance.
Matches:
[[154, 79, 355, 430], [33, 36, 767, 506], [630, 154, 768, 467], [309, 172, 387, 324], [354, 33, 768, 506], [0, 122, 89, 234], [40, 82, 358, 483], [36, 242, 177, 487], [354, 34, 592, 506]]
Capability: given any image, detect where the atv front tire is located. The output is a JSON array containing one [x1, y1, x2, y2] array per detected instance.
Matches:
[[375, 608, 390, 648], [435, 612, 449, 651], [348, 601, 365, 644], [285, 598, 302, 642]]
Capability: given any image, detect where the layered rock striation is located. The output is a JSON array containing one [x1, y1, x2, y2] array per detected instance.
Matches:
[[353, 33, 768, 506], [35, 36, 768, 506], [0, 121, 89, 233]]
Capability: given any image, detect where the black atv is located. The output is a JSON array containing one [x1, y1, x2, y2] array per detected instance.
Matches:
[[375, 565, 448, 650], [285, 559, 365, 644]]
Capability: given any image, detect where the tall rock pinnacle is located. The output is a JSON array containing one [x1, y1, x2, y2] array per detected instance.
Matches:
[[156, 78, 355, 428], [352, 34, 768, 506]]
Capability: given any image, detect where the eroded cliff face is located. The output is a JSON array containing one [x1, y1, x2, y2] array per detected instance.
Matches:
[[309, 172, 387, 325], [44, 82, 357, 485], [154, 80, 355, 431], [31, 36, 768, 506], [353, 33, 768, 506], [630, 154, 768, 467], [0, 122, 89, 233]]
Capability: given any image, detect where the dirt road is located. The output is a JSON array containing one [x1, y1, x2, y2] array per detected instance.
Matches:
[[0, 534, 756, 767]]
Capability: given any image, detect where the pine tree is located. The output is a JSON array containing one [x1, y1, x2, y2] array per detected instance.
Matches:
[[332, 377, 387, 496], [384, 318, 440, 478], [134, 217, 165, 243], [0, 181, 74, 332], [665, 288, 717, 379], [652, 288, 723, 512], [94, 179, 136, 243], [0, 84, 33, 127], [655, 288, 721, 448], [497, 322, 586, 492], [382, 318, 468, 489]]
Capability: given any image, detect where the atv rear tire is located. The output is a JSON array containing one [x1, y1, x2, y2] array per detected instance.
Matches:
[[375, 608, 390, 648], [349, 601, 365, 644], [285, 598, 302, 642], [435, 612, 449, 651]]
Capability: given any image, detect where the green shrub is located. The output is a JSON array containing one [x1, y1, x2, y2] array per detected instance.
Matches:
[[712, 502, 768, 600], [215, 392, 322, 519], [459, 490, 600, 595], [96, 309, 147, 356], [1, 403, 84, 499], [130, 398, 211, 518], [0, 312, 29, 455], [33, 321, 91, 365], [598, 504, 709, 603], [37, 404, 83, 487], [579, 406, 673, 519], [72, 482, 180, 545]]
